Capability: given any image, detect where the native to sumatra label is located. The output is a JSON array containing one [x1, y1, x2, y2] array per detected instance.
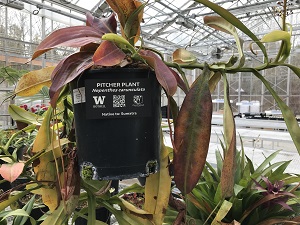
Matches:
[[85, 78, 152, 119]]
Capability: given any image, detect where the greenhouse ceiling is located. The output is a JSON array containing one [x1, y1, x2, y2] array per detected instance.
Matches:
[[2, 0, 300, 60]]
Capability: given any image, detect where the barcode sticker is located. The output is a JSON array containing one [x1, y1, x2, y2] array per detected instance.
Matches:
[[73, 87, 86, 104]]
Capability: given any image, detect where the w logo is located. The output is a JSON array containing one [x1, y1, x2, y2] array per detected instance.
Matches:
[[93, 96, 106, 105]]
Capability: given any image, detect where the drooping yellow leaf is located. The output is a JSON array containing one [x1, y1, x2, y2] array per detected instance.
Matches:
[[30, 106, 59, 211], [212, 200, 233, 225], [144, 141, 172, 224], [15, 67, 54, 97], [33, 151, 59, 212], [32, 107, 53, 153], [115, 196, 151, 215]]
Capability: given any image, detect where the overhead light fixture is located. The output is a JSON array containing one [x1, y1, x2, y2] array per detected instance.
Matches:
[[175, 17, 195, 30]]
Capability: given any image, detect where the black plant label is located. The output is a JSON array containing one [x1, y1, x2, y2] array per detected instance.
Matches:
[[82, 78, 152, 119]]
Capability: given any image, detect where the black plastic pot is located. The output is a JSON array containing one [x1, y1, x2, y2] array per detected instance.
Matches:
[[70, 68, 161, 180]]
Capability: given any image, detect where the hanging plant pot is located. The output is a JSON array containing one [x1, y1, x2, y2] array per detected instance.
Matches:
[[70, 68, 161, 180]]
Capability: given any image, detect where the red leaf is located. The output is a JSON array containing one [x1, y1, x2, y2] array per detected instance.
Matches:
[[139, 50, 177, 96], [86, 13, 117, 34], [32, 26, 102, 60], [173, 65, 212, 195], [93, 41, 126, 66], [0, 163, 25, 183], [49, 52, 94, 107], [80, 43, 100, 52]]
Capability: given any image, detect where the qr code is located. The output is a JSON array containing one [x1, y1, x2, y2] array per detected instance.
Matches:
[[113, 95, 126, 107]]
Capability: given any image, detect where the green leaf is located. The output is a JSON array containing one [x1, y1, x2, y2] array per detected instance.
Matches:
[[101, 33, 136, 54], [254, 150, 280, 174], [0, 185, 40, 212], [40, 203, 68, 225], [194, 0, 268, 61], [173, 64, 212, 195], [282, 63, 300, 78], [123, 2, 145, 44], [2, 209, 36, 225], [87, 189, 96, 225], [13, 195, 36, 225], [100, 201, 144, 225], [81, 179, 111, 199], [117, 183, 144, 197], [260, 30, 291, 63], [8, 105, 42, 125], [253, 69, 300, 154], [203, 16, 245, 67]]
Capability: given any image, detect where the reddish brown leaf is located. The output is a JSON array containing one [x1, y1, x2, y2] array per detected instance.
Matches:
[[93, 41, 126, 66], [32, 26, 102, 60], [86, 12, 117, 34], [139, 50, 177, 96], [0, 163, 24, 183], [173, 65, 212, 195], [80, 43, 100, 52], [220, 76, 236, 198], [49, 52, 94, 107]]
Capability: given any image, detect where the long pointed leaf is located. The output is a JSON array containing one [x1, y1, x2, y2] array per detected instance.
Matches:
[[195, 0, 268, 61], [174, 64, 212, 195], [220, 74, 236, 198], [32, 26, 102, 60], [252, 69, 300, 154], [49, 52, 93, 107], [32, 107, 53, 153], [144, 140, 171, 224], [86, 12, 117, 34], [123, 2, 145, 44], [140, 49, 177, 96], [204, 16, 245, 67], [8, 104, 42, 125]]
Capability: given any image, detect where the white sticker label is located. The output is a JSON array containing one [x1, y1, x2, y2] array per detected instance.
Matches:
[[73, 87, 86, 104]]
